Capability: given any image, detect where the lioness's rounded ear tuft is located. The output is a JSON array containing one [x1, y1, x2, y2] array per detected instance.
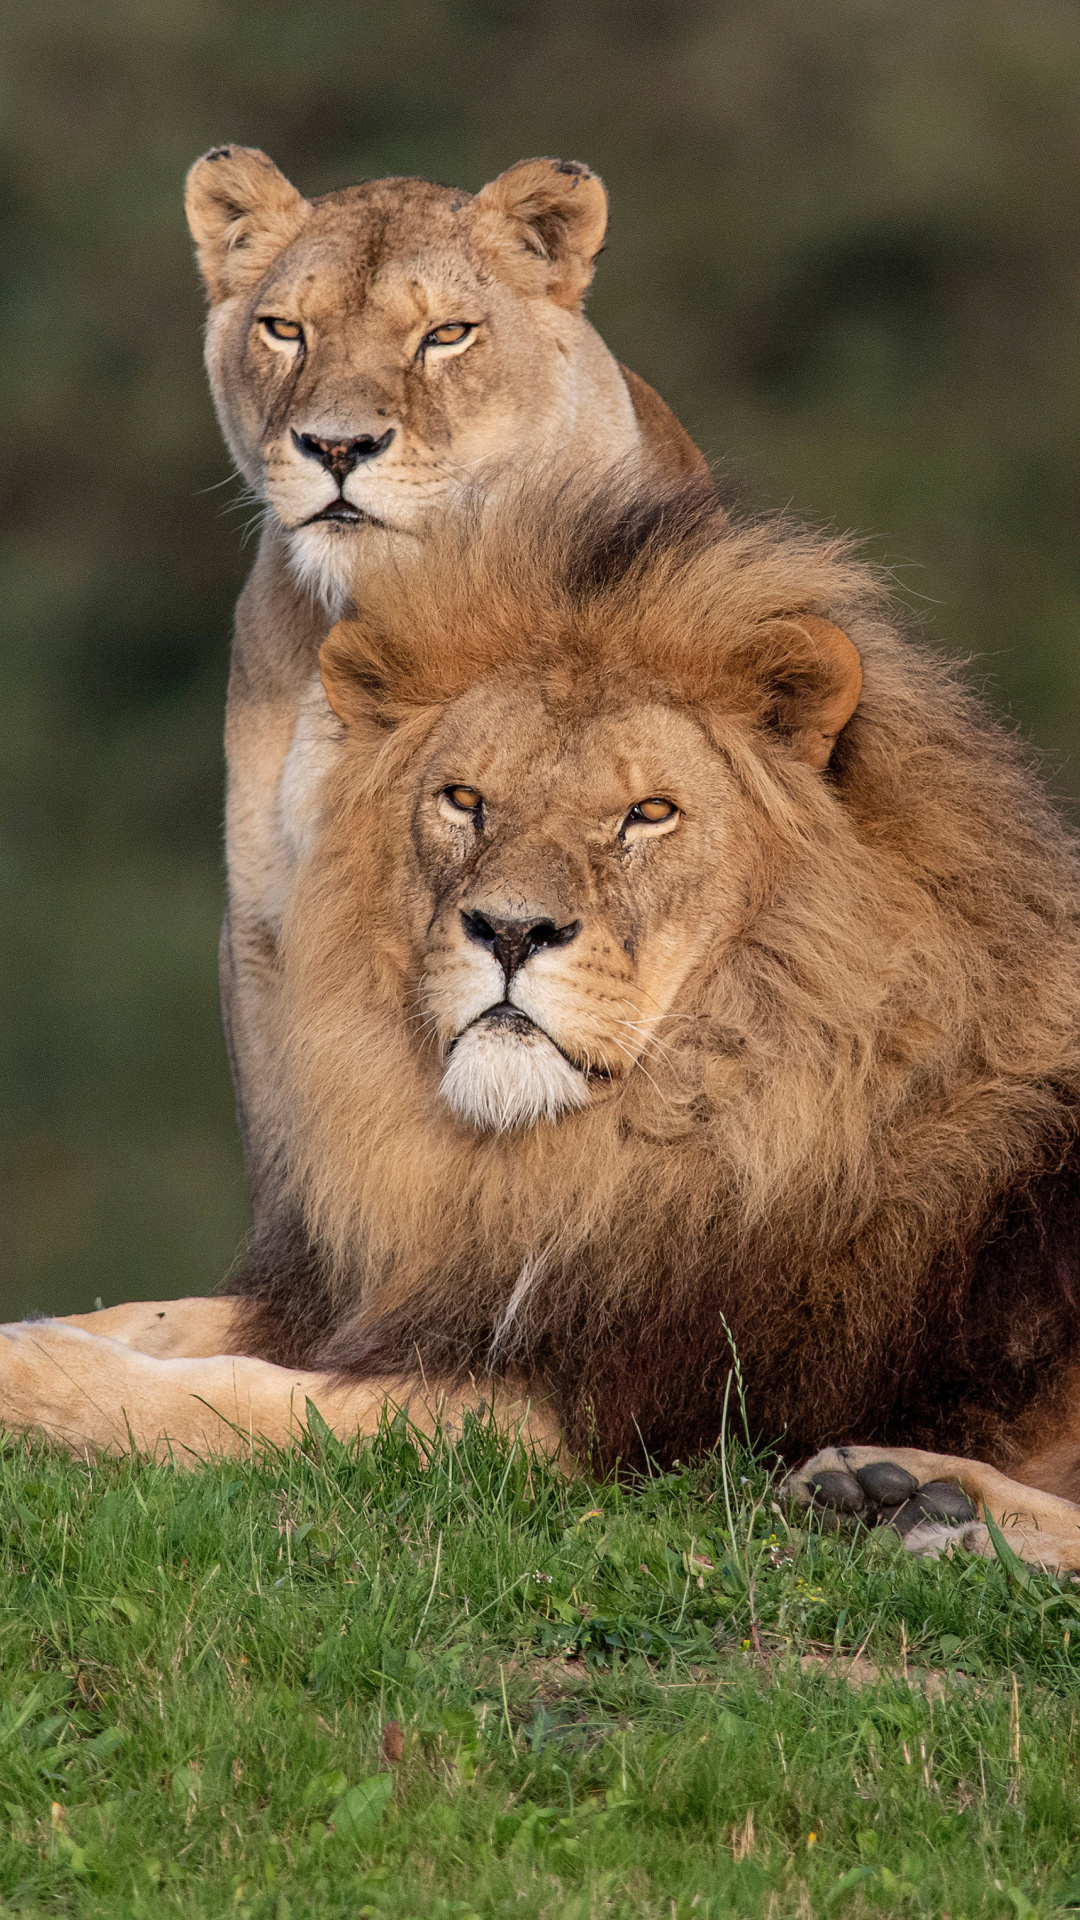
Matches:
[[757, 616, 863, 771], [473, 157, 608, 308], [185, 146, 310, 302]]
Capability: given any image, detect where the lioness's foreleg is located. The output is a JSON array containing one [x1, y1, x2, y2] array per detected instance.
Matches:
[[0, 1320, 561, 1463], [786, 1445, 1080, 1574], [56, 1297, 243, 1359]]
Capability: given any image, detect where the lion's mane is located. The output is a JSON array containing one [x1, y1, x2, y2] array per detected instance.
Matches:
[[236, 476, 1080, 1470]]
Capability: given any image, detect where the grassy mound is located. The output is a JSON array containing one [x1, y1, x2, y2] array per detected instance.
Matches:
[[1, 1412, 1079, 1916]]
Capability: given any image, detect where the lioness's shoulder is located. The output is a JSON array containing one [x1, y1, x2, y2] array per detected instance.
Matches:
[[619, 366, 708, 481]]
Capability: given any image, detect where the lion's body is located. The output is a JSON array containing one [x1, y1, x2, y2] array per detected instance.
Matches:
[[218, 479, 1080, 1494], [183, 148, 703, 1211], [7, 474, 1080, 1570]]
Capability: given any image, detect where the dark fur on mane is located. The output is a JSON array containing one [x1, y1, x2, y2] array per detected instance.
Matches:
[[309, 1133, 1080, 1471], [561, 469, 720, 598]]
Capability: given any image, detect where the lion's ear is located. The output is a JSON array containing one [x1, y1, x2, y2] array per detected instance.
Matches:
[[320, 621, 386, 729], [473, 158, 608, 309], [185, 146, 310, 302], [756, 616, 863, 771]]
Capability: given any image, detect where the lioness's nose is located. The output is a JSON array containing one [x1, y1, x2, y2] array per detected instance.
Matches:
[[461, 910, 581, 983], [292, 428, 395, 480]]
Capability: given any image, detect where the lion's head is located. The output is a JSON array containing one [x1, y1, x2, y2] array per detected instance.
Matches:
[[185, 147, 625, 611], [264, 477, 1080, 1462], [316, 505, 862, 1137]]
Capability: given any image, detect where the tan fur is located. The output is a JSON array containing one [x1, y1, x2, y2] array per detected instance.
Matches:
[[0, 1319, 557, 1462], [271, 476, 1080, 1562], [279, 490, 1080, 1359], [7, 473, 1080, 1575], [184, 146, 705, 1214], [57, 1298, 240, 1359]]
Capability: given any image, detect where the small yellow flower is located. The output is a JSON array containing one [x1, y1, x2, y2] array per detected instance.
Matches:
[[807, 1832, 818, 1849]]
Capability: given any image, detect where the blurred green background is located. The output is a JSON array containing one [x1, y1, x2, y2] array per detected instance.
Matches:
[[3, 0, 1080, 1319]]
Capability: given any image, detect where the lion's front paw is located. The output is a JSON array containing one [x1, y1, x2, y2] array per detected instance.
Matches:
[[783, 1446, 978, 1547]]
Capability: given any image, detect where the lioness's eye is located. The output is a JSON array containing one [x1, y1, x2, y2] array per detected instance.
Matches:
[[442, 785, 483, 814], [621, 797, 679, 837], [259, 317, 304, 346], [419, 322, 476, 354]]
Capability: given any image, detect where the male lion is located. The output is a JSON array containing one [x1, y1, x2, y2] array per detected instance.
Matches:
[[183, 144, 703, 1224], [12, 475, 1080, 1572]]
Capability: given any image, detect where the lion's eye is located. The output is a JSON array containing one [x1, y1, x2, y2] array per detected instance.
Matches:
[[419, 322, 477, 355], [621, 797, 679, 838], [441, 784, 483, 816], [259, 317, 305, 347]]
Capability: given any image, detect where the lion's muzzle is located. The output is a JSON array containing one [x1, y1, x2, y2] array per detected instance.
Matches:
[[440, 1007, 589, 1133]]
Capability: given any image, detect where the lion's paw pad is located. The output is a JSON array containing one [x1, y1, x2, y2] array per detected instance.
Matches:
[[801, 1461, 976, 1538], [890, 1479, 978, 1534], [854, 1462, 919, 1506], [807, 1469, 866, 1513]]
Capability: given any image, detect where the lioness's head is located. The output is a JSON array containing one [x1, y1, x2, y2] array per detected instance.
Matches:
[[185, 146, 619, 610], [304, 481, 863, 1138]]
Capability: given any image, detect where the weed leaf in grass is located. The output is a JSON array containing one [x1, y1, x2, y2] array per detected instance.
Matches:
[[983, 1507, 1036, 1591], [826, 1865, 872, 1904], [714, 1709, 746, 1743], [302, 1767, 348, 1814], [331, 1773, 394, 1845], [86, 1725, 129, 1759], [53, 1830, 89, 1877], [301, 1397, 350, 1471], [1004, 1885, 1038, 1917]]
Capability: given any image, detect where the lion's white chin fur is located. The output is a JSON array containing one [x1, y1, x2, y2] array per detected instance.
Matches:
[[440, 1017, 589, 1133]]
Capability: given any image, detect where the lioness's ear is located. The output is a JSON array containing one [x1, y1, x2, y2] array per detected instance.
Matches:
[[473, 158, 608, 309], [757, 616, 863, 771], [185, 146, 310, 302]]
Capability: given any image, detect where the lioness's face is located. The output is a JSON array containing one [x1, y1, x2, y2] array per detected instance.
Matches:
[[406, 680, 746, 1133], [187, 151, 619, 611], [214, 188, 568, 584]]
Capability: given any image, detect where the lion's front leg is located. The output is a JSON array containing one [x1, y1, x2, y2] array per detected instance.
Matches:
[[785, 1444, 1080, 1575], [0, 1321, 563, 1463], [55, 1297, 244, 1359], [0, 1320, 363, 1458]]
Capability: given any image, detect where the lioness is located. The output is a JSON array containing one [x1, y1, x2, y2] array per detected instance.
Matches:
[[13, 476, 1080, 1573], [183, 144, 704, 1223]]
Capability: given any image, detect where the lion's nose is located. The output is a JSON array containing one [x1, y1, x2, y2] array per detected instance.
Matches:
[[292, 428, 395, 480], [461, 909, 581, 984]]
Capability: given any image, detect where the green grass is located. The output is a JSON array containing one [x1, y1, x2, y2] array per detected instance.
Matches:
[[3, 1414, 1080, 1917]]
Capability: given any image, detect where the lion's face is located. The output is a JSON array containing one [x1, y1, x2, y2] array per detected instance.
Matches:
[[399, 679, 748, 1133], [186, 148, 619, 610]]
